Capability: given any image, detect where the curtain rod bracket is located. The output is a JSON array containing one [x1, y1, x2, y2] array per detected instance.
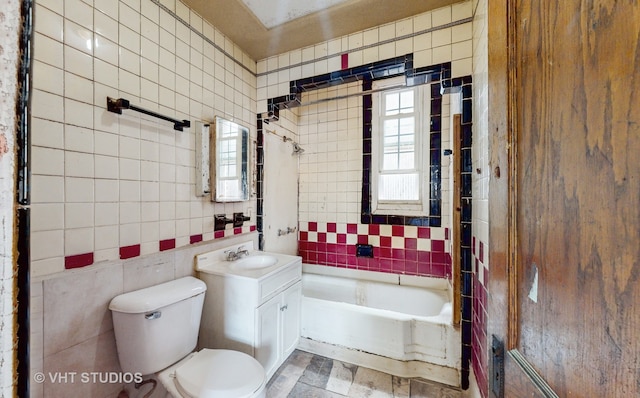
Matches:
[[107, 97, 190, 131]]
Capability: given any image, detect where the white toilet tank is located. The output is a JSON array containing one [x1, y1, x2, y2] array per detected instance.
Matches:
[[109, 277, 207, 375]]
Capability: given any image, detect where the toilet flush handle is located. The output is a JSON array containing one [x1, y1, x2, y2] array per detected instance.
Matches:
[[145, 311, 162, 320]]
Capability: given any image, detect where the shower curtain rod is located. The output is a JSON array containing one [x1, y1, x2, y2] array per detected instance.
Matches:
[[107, 97, 191, 131], [296, 83, 407, 107]]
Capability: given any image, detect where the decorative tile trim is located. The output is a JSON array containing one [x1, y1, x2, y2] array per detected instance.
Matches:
[[64, 252, 94, 269], [63, 226, 257, 269], [159, 238, 176, 251], [120, 244, 141, 260], [298, 222, 451, 278]]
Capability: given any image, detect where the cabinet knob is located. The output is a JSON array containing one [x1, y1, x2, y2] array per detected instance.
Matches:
[[280, 304, 288, 311]]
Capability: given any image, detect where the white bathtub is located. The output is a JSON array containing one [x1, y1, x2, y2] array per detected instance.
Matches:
[[299, 264, 461, 387]]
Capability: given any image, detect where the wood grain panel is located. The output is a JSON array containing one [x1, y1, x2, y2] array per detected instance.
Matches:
[[514, 0, 640, 396]]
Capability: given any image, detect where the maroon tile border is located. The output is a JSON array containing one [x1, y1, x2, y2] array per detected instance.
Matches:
[[190, 234, 203, 244], [120, 244, 141, 260], [64, 252, 94, 269], [159, 238, 176, 251]]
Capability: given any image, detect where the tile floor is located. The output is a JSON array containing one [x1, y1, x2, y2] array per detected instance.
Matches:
[[266, 350, 465, 398]]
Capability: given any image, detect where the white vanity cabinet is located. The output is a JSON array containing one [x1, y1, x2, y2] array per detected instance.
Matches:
[[195, 247, 302, 381], [255, 280, 301, 379]]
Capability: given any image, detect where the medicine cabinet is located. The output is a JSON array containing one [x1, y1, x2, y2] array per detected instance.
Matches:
[[211, 116, 250, 202]]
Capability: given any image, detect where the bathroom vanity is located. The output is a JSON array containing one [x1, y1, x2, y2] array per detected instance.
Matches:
[[195, 242, 302, 380]]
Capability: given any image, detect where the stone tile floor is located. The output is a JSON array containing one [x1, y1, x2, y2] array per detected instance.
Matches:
[[266, 350, 465, 397]]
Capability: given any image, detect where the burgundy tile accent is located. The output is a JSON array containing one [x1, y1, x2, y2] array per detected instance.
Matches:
[[405, 249, 418, 262], [341, 53, 349, 69], [417, 261, 431, 275], [404, 261, 418, 275], [431, 239, 445, 252], [347, 223, 358, 234], [445, 227, 449, 239], [417, 251, 430, 263], [250, 225, 257, 232], [214, 230, 225, 239], [120, 244, 141, 260], [472, 236, 490, 398], [380, 247, 392, 258], [299, 221, 452, 279], [190, 234, 203, 244], [234, 227, 242, 234], [432, 263, 446, 278], [404, 238, 417, 250], [159, 238, 176, 251], [380, 236, 392, 247], [432, 252, 448, 264], [392, 249, 405, 260], [64, 252, 94, 269], [417, 227, 430, 238]]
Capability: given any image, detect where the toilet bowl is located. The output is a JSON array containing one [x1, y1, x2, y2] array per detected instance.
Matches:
[[158, 349, 266, 398], [109, 277, 266, 398]]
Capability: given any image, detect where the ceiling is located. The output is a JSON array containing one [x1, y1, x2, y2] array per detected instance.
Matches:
[[181, 0, 461, 61]]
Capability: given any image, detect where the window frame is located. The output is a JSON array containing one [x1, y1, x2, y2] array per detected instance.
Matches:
[[371, 77, 431, 216]]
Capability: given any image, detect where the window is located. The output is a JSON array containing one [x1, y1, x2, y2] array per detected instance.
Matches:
[[372, 77, 430, 216]]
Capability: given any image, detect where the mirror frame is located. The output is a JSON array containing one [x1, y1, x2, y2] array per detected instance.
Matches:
[[210, 116, 250, 202]]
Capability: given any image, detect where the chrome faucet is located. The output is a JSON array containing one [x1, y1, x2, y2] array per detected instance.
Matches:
[[224, 246, 249, 261]]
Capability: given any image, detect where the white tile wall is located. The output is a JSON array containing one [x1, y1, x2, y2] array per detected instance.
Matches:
[[472, 0, 489, 249], [31, 0, 258, 277], [297, 83, 363, 225], [256, 1, 474, 114]]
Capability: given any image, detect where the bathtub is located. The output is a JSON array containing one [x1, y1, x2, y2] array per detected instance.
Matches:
[[299, 264, 461, 387]]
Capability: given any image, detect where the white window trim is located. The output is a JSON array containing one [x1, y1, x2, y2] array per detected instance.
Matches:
[[371, 77, 431, 216]]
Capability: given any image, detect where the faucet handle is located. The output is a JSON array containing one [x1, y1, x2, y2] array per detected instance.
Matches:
[[224, 249, 237, 261]]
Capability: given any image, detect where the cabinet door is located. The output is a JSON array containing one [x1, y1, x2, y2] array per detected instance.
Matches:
[[255, 293, 281, 379], [281, 281, 302, 358]]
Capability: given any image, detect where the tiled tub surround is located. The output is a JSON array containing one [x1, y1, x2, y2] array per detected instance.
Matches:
[[29, 232, 259, 398], [299, 222, 452, 278], [30, 0, 258, 277]]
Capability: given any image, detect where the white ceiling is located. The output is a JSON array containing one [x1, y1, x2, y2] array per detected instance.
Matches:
[[240, 0, 351, 29], [181, 0, 461, 61]]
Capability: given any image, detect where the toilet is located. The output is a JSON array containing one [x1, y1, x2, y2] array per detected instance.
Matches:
[[109, 277, 266, 398]]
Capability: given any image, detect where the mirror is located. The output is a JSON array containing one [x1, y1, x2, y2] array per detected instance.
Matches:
[[211, 116, 250, 202]]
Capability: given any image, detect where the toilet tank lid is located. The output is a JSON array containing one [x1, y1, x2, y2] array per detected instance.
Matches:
[[109, 277, 207, 314]]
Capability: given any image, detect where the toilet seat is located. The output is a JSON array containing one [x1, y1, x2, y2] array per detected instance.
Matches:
[[173, 349, 266, 398]]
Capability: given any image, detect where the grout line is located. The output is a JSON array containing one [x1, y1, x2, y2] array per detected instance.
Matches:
[[151, 0, 255, 75], [257, 17, 473, 77]]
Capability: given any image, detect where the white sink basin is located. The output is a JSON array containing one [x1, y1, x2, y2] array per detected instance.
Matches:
[[232, 255, 278, 270]]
